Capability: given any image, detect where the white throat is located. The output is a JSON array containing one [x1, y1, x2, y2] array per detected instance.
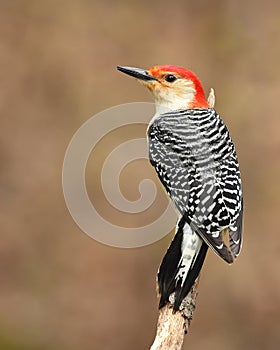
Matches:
[[152, 83, 196, 114]]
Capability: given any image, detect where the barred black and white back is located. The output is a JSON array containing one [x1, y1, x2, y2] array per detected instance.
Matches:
[[148, 108, 243, 310]]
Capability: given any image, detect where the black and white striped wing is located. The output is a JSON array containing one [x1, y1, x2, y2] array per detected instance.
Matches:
[[148, 108, 243, 263]]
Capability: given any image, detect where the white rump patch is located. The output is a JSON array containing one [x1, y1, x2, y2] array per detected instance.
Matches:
[[175, 222, 203, 286]]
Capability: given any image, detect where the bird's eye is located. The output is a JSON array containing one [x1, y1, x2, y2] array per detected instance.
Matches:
[[165, 74, 177, 83]]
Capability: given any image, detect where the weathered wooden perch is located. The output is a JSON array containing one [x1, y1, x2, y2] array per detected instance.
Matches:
[[150, 278, 200, 350]]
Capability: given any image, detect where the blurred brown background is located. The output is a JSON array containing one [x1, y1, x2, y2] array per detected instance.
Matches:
[[1, 1, 280, 349]]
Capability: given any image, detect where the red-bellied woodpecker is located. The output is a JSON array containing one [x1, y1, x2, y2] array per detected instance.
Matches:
[[117, 65, 243, 311]]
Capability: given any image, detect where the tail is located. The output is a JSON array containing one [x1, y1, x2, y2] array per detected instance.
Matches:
[[158, 218, 208, 311]]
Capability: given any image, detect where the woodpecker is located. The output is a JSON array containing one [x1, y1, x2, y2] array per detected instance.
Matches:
[[117, 65, 243, 311]]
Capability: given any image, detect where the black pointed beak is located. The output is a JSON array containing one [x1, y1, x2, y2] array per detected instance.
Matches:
[[117, 66, 158, 82]]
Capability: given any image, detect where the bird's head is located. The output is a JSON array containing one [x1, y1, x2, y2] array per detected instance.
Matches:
[[117, 65, 210, 113]]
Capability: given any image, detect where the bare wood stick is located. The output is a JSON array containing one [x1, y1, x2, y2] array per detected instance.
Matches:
[[207, 88, 215, 108], [150, 277, 200, 350]]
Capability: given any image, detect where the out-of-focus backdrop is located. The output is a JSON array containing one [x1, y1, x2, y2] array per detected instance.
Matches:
[[1, 1, 280, 349]]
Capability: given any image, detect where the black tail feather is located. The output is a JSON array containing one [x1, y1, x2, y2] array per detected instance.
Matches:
[[158, 219, 208, 311], [158, 220, 184, 309]]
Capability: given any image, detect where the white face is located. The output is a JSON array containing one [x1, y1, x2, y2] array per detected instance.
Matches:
[[153, 79, 196, 113], [141, 77, 196, 113]]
